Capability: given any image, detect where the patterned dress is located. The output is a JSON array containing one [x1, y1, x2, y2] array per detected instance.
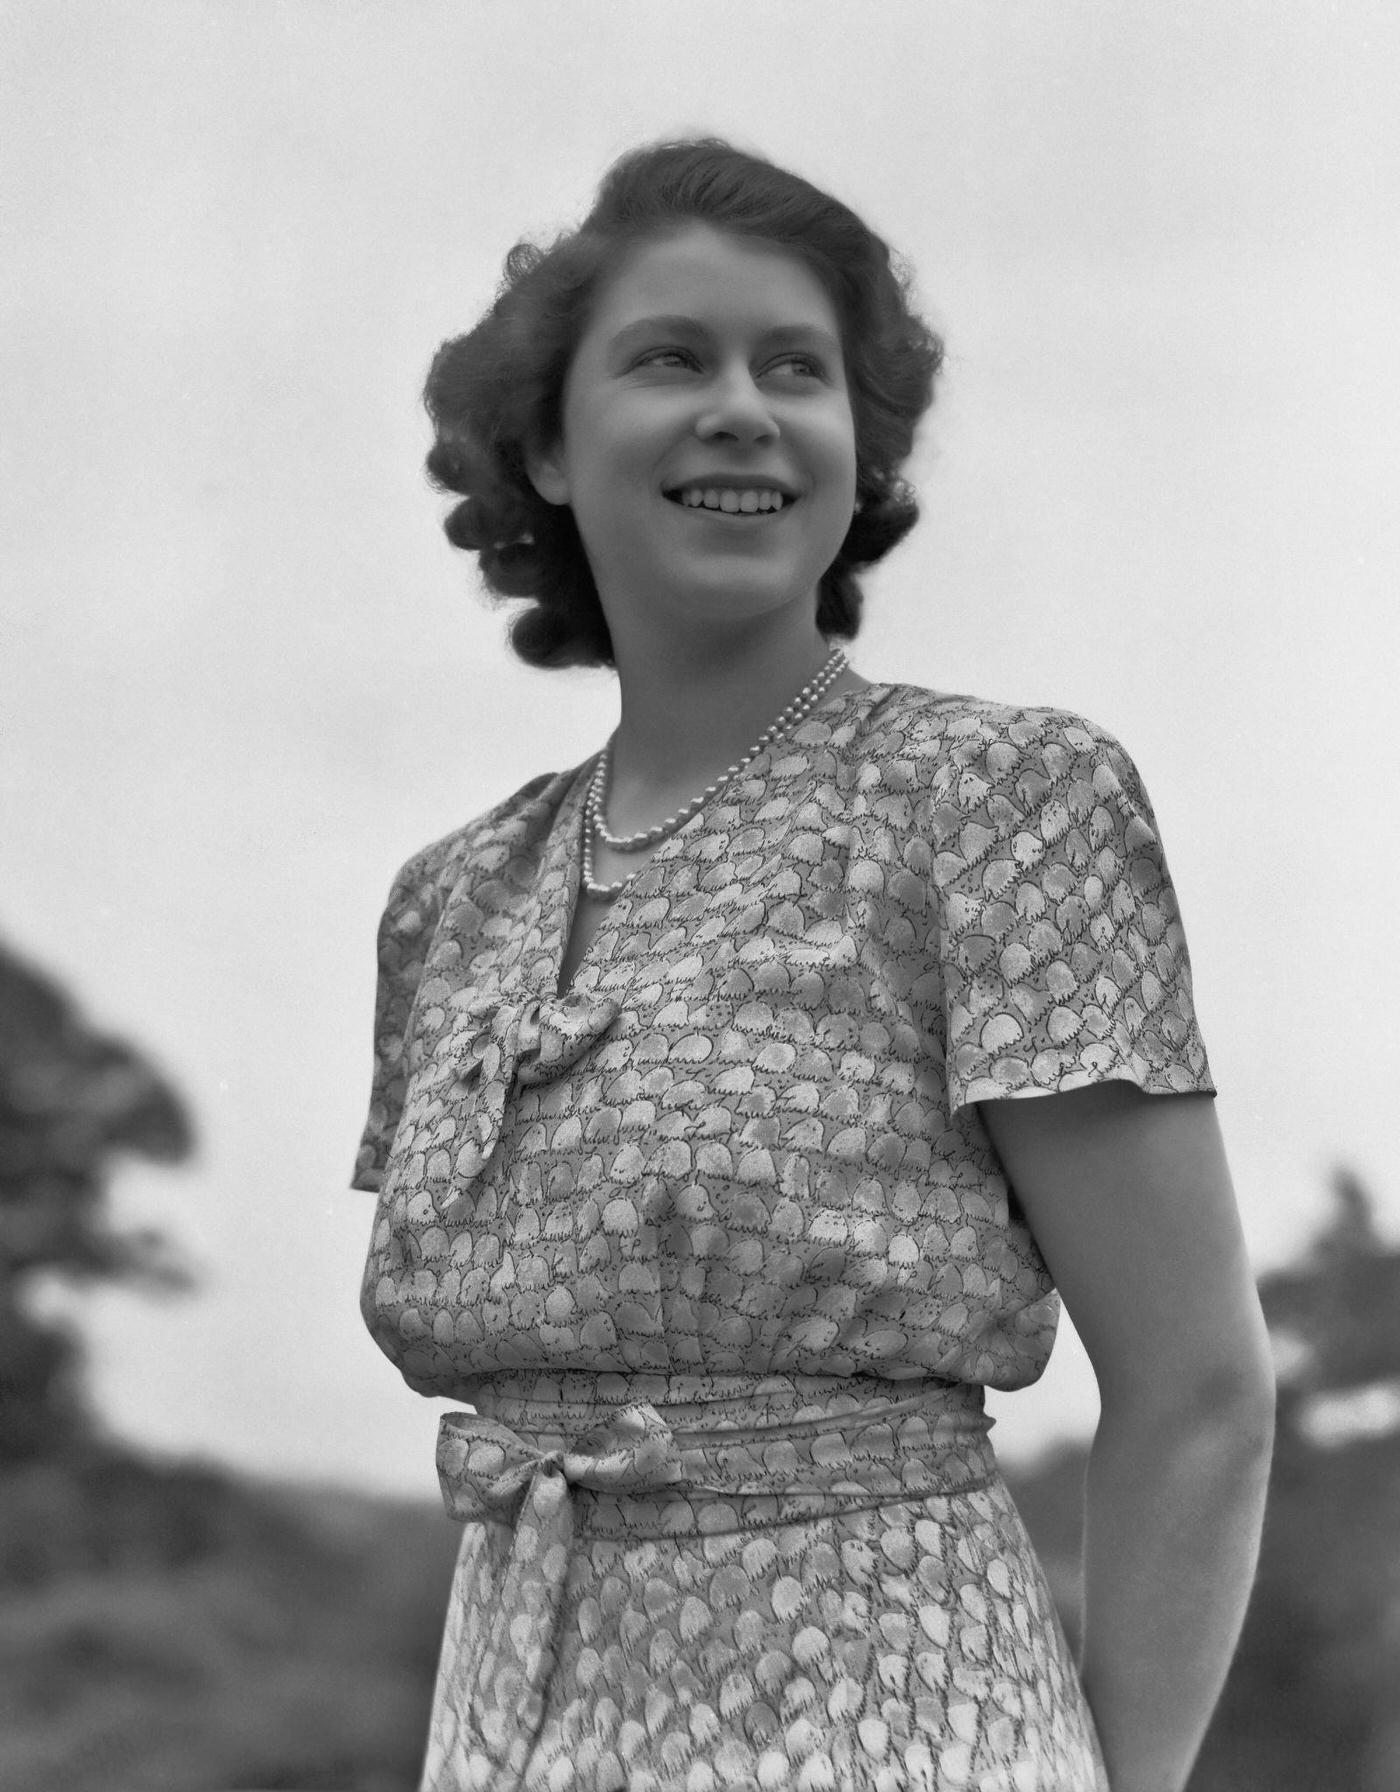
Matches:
[[352, 683, 1215, 1792]]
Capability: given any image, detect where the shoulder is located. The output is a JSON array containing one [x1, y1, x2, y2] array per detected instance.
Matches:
[[377, 761, 590, 921], [867, 682, 1132, 770], [859, 683, 1148, 809]]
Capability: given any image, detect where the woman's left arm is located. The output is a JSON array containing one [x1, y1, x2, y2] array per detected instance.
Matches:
[[980, 1082, 1275, 1792]]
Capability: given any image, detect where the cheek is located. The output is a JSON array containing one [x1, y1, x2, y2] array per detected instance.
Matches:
[[824, 421, 859, 508], [568, 404, 657, 497], [818, 401, 858, 486]]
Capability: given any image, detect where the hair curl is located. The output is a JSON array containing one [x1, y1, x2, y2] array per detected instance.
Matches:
[[424, 138, 944, 668]]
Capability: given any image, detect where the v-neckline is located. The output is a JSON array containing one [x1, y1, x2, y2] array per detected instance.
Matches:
[[546, 754, 707, 1000], [543, 681, 896, 1000]]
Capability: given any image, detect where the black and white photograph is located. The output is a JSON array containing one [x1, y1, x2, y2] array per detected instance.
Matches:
[[3, 4, 1398, 1789]]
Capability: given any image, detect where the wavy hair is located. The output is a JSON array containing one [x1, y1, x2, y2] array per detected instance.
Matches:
[[423, 139, 944, 668]]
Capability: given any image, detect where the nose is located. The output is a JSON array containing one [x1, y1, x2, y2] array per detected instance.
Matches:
[[694, 364, 779, 445]]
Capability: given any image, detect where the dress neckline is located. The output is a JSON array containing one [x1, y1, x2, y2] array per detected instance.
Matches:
[[544, 680, 902, 1001]]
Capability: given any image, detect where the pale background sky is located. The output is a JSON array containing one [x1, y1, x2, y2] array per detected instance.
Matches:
[[4, 0, 1398, 1499]]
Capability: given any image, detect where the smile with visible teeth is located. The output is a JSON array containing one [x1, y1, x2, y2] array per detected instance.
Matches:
[[668, 487, 792, 514]]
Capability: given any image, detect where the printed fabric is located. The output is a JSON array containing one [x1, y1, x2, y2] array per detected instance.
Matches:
[[352, 682, 1214, 1790]]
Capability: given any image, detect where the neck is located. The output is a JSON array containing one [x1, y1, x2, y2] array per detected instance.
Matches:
[[606, 616, 840, 812]]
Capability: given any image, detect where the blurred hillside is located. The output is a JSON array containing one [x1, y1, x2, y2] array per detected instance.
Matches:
[[2, 941, 1398, 1790], [0, 1455, 457, 1792]]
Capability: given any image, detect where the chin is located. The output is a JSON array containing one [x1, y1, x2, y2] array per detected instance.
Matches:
[[680, 581, 818, 629], [675, 556, 827, 613]]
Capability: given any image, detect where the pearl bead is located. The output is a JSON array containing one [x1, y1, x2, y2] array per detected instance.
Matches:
[[580, 648, 848, 901]]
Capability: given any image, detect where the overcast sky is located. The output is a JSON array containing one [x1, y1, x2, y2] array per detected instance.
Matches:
[[5, 1, 1398, 1498]]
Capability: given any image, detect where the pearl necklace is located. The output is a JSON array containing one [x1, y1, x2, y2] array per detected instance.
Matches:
[[580, 647, 848, 901]]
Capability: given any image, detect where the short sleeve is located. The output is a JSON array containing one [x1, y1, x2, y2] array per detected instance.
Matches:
[[350, 850, 445, 1192], [935, 712, 1215, 1113]]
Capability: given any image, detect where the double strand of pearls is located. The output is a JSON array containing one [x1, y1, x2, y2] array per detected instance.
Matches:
[[581, 647, 847, 901]]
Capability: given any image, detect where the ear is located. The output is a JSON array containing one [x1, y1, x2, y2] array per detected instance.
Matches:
[[526, 439, 570, 507]]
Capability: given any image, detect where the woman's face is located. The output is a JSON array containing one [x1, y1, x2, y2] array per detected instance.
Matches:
[[529, 223, 858, 650]]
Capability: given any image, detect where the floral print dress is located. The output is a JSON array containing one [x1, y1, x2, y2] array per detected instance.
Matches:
[[352, 683, 1215, 1792]]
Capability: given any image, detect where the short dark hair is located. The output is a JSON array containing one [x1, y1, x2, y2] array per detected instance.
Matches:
[[423, 138, 944, 669]]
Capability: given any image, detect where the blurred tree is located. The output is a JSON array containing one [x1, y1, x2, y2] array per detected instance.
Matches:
[[1263, 1166, 1400, 1408], [1190, 1167, 1400, 1792], [0, 942, 194, 1461]]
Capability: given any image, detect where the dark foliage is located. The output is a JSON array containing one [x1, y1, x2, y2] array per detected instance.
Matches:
[[0, 942, 194, 1461]]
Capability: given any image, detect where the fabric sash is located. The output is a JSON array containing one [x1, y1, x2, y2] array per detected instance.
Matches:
[[432, 1374, 995, 1785]]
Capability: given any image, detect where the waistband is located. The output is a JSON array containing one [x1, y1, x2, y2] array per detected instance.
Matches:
[[432, 1373, 996, 1784], [442, 1370, 994, 1534]]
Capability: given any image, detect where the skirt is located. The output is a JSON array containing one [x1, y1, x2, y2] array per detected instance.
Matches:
[[417, 1372, 1107, 1792]]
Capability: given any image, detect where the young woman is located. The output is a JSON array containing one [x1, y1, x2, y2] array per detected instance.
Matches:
[[353, 139, 1274, 1792]]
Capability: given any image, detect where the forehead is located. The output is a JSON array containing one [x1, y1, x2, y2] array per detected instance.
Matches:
[[582, 223, 842, 344]]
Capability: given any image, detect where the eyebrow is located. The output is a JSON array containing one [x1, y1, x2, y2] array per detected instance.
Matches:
[[606, 315, 843, 359]]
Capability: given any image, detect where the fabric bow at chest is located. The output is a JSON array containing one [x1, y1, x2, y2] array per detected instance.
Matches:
[[445, 990, 619, 1182], [435, 1403, 682, 1781]]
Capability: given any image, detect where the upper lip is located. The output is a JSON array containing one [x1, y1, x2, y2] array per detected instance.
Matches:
[[664, 474, 799, 499]]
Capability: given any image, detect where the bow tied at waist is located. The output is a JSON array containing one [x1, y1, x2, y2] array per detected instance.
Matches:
[[437, 1401, 683, 1522], [447, 991, 619, 1179], [434, 1403, 682, 1776]]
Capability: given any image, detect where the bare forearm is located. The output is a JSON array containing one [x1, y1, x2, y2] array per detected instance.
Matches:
[[1079, 1400, 1273, 1792]]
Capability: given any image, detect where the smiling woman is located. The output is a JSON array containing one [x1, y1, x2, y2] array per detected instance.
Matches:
[[420, 140, 935, 673], [525, 226, 858, 666], [351, 140, 1274, 1792]]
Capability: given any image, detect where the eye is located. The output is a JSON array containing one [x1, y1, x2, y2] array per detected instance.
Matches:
[[765, 353, 827, 382], [633, 346, 697, 371]]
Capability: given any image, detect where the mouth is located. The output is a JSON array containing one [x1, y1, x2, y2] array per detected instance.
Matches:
[[663, 484, 797, 517]]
